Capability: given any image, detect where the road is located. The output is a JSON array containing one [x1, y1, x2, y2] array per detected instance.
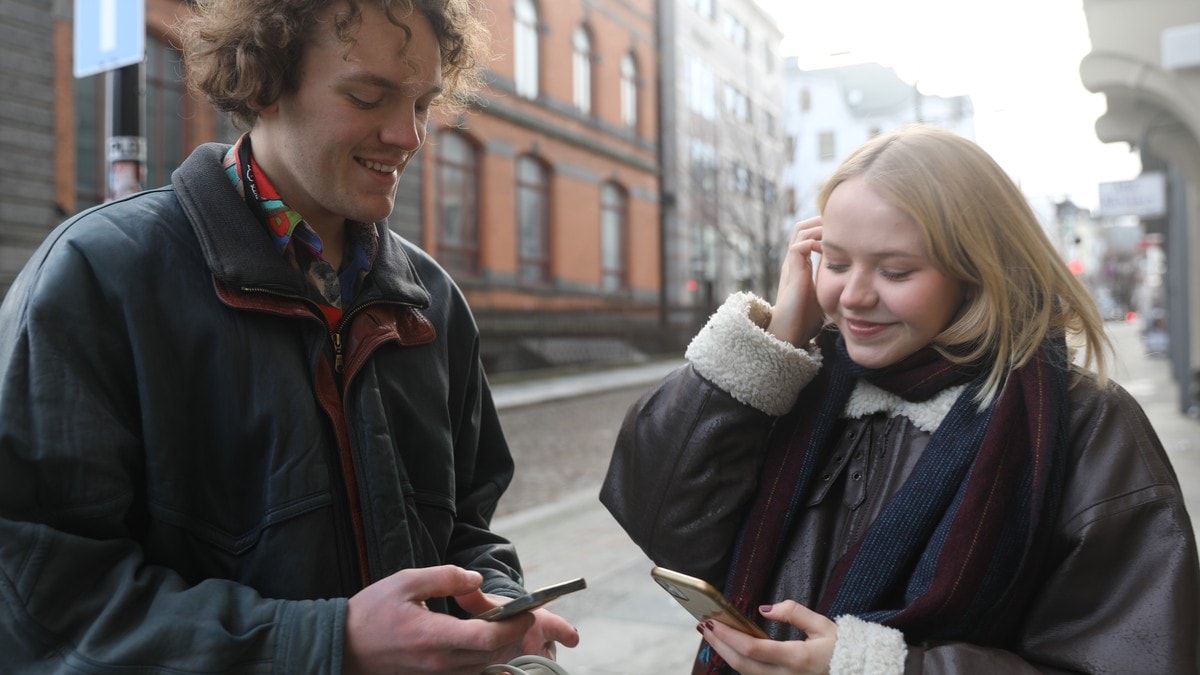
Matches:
[[493, 374, 701, 673]]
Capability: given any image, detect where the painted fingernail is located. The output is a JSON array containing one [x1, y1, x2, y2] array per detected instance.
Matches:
[[704, 620, 715, 632], [758, 604, 774, 614], [696, 624, 705, 634]]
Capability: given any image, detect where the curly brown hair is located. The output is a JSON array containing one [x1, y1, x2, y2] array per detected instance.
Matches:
[[178, 0, 488, 130]]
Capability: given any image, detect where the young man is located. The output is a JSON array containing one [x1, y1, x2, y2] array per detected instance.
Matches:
[[0, 1, 578, 672]]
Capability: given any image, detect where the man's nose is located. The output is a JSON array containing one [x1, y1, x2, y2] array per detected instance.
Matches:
[[381, 108, 423, 150]]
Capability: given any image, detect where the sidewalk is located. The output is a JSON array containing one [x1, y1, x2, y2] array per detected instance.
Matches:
[[489, 320, 1200, 674]]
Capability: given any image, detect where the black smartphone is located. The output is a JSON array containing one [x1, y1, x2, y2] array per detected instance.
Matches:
[[651, 567, 769, 638], [473, 577, 587, 621]]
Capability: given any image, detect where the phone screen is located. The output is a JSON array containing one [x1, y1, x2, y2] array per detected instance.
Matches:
[[473, 577, 587, 621]]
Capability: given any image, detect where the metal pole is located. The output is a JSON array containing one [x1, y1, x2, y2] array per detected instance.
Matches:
[[106, 61, 145, 201]]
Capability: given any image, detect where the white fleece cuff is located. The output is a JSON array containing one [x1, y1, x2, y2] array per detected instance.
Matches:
[[684, 292, 821, 416], [829, 615, 907, 675]]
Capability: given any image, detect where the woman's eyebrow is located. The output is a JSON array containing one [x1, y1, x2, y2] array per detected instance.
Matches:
[[821, 241, 923, 259]]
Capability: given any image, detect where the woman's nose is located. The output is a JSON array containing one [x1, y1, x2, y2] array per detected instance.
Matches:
[[841, 270, 877, 308]]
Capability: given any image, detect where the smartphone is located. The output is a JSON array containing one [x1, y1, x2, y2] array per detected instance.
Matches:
[[473, 577, 587, 621], [651, 567, 769, 639]]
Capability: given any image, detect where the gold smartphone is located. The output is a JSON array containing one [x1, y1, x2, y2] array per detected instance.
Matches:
[[650, 567, 769, 638]]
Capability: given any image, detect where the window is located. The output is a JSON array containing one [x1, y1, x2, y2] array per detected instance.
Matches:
[[600, 183, 627, 292], [435, 131, 480, 277], [818, 131, 836, 161], [686, 56, 716, 120], [514, 0, 539, 98], [730, 163, 750, 195], [763, 110, 777, 138], [144, 36, 186, 189], [572, 26, 593, 115], [763, 42, 776, 74], [688, 139, 718, 194], [687, 0, 714, 19], [724, 84, 748, 122], [620, 52, 638, 129], [73, 71, 105, 211], [723, 13, 748, 50], [516, 156, 550, 284]]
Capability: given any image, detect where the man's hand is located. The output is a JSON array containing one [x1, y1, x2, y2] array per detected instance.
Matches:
[[460, 591, 581, 659], [342, 565, 544, 675]]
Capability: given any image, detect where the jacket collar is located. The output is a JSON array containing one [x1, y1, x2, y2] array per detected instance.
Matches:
[[172, 143, 430, 309]]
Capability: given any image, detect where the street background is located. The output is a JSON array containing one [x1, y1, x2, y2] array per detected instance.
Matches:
[[488, 320, 1200, 674]]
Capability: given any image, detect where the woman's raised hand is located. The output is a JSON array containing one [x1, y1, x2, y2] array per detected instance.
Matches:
[[767, 217, 825, 347]]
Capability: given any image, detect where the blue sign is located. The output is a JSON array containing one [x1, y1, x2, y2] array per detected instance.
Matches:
[[74, 0, 145, 79]]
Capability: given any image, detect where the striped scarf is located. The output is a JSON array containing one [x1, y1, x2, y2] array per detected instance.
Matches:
[[699, 328, 1068, 673]]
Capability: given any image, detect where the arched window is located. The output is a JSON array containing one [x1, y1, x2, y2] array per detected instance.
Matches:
[[516, 156, 550, 284], [601, 182, 628, 292], [514, 0, 540, 99], [435, 131, 480, 277], [572, 26, 593, 115], [620, 52, 638, 129]]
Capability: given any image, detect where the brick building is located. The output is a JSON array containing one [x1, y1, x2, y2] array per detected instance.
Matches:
[[0, 0, 664, 373]]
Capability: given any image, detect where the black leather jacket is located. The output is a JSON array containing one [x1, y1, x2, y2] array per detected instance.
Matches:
[[0, 144, 523, 673], [602, 293, 1200, 674]]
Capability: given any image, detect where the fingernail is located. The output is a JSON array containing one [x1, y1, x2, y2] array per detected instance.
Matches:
[[758, 604, 774, 614], [696, 624, 705, 634], [704, 620, 715, 632]]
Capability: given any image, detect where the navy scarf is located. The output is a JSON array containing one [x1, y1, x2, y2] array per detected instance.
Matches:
[[699, 328, 1068, 673]]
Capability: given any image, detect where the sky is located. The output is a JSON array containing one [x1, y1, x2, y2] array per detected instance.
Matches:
[[755, 0, 1143, 211]]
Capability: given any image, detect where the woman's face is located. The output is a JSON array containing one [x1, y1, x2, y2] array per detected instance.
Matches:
[[816, 177, 966, 369]]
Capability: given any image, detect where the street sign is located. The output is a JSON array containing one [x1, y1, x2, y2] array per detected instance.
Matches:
[[1098, 172, 1167, 219], [74, 0, 145, 79]]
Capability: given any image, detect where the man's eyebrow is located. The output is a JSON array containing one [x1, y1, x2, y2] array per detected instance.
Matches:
[[341, 72, 443, 97]]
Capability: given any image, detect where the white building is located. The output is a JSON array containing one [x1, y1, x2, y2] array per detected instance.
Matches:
[[780, 59, 976, 224]]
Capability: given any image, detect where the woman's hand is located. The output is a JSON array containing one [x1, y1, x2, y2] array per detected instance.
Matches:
[[699, 601, 837, 675], [767, 218, 826, 347]]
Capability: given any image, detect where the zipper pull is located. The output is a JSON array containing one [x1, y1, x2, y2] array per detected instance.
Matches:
[[332, 332, 344, 373]]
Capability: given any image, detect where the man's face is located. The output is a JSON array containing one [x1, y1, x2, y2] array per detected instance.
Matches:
[[250, 3, 443, 234]]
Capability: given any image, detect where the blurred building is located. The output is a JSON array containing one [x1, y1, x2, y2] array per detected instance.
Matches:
[[0, 0, 664, 375], [658, 0, 786, 339], [1081, 0, 1200, 414], [780, 60, 975, 224]]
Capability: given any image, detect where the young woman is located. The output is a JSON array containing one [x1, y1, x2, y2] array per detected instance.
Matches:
[[601, 125, 1200, 674]]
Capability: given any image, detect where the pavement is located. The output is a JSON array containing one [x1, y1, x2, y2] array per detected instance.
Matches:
[[488, 320, 1200, 675]]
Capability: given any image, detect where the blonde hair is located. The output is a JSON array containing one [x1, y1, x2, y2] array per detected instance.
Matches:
[[178, 0, 489, 130], [817, 124, 1110, 405]]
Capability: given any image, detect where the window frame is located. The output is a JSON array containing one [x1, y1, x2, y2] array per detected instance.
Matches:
[[516, 155, 551, 286], [514, 0, 540, 99], [572, 25, 593, 115], [600, 182, 628, 292], [620, 52, 638, 129], [434, 130, 481, 278]]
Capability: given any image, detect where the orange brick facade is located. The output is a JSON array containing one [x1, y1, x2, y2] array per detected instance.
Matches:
[[421, 0, 664, 368]]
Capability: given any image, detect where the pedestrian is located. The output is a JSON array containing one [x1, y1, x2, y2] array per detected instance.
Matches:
[[0, 1, 578, 673], [601, 124, 1200, 673]]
